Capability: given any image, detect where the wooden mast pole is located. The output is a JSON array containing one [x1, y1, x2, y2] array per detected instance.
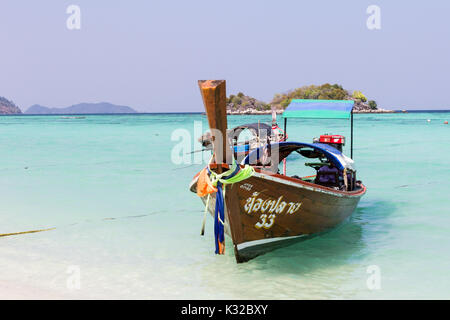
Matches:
[[198, 80, 232, 169]]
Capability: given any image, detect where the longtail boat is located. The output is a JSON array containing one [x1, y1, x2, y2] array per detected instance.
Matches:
[[189, 80, 366, 263]]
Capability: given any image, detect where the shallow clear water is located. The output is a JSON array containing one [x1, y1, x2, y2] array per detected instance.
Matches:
[[0, 112, 449, 299]]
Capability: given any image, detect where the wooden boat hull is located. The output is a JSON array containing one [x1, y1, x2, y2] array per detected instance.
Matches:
[[190, 169, 366, 262]]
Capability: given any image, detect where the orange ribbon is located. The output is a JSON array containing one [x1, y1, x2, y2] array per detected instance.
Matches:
[[196, 168, 218, 197]]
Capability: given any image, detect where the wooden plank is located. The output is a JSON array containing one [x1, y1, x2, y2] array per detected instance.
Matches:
[[198, 80, 232, 166]]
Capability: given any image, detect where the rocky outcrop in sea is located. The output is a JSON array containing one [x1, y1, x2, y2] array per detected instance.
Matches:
[[351, 99, 394, 113], [0, 97, 22, 114], [226, 93, 272, 115]]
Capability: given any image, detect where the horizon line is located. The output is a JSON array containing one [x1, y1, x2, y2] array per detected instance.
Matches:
[[2, 109, 450, 116]]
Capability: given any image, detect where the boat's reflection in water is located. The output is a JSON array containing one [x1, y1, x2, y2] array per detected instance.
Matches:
[[236, 200, 397, 273], [196, 200, 397, 299]]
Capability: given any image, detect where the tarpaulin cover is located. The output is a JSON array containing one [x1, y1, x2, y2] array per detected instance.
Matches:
[[282, 99, 354, 119]]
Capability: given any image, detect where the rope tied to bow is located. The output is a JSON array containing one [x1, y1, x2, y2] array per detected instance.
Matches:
[[197, 157, 254, 254]]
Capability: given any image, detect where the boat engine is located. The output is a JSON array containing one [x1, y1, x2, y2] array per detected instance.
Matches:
[[313, 134, 345, 152]]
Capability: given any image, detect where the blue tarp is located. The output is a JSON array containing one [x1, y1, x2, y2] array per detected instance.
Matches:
[[243, 142, 353, 171], [234, 144, 250, 153], [282, 99, 354, 119]]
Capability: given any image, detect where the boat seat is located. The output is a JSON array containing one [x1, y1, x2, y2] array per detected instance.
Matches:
[[315, 165, 339, 187], [305, 162, 330, 170]]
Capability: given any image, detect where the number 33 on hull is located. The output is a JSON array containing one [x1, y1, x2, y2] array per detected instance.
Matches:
[[189, 80, 366, 263]]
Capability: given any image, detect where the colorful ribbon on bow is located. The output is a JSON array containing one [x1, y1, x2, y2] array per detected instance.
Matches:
[[196, 158, 254, 255]]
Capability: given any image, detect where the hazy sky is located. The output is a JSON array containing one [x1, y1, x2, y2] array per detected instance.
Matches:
[[1, 0, 449, 112]]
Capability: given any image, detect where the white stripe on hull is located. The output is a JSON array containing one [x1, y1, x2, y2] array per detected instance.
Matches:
[[236, 234, 308, 251]]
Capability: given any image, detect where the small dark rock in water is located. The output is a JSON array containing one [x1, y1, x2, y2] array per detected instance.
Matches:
[[24, 167, 29, 169]]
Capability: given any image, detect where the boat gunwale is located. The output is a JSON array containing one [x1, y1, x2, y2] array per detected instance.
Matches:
[[189, 164, 366, 198], [253, 168, 366, 197]]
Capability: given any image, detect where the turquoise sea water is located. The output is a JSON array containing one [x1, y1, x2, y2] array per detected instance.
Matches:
[[0, 112, 449, 299]]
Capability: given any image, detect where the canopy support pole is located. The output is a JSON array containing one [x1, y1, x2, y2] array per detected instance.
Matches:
[[283, 117, 287, 175], [350, 110, 354, 159]]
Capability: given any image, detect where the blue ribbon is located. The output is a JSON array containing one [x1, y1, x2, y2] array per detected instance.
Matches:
[[214, 181, 225, 254], [210, 163, 240, 254]]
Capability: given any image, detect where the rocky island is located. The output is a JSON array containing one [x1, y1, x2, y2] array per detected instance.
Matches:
[[26, 102, 137, 114], [226, 84, 394, 115], [0, 97, 22, 114]]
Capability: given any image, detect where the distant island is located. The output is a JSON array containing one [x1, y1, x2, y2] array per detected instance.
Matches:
[[1, 84, 393, 115], [227, 84, 394, 114], [26, 102, 137, 114], [0, 96, 22, 114]]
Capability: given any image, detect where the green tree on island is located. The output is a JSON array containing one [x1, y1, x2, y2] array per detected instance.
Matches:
[[270, 84, 350, 110], [352, 90, 367, 102]]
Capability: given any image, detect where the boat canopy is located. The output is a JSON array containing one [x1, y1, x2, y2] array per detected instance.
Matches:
[[229, 123, 272, 140], [243, 142, 355, 171], [282, 99, 354, 119], [199, 122, 272, 148]]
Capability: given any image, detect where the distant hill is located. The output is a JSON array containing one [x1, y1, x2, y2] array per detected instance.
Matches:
[[26, 102, 137, 114], [0, 96, 22, 114]]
